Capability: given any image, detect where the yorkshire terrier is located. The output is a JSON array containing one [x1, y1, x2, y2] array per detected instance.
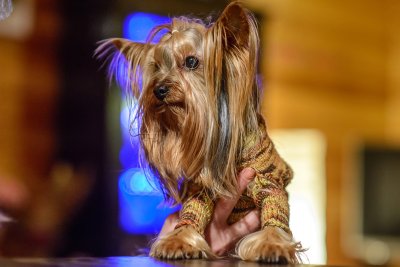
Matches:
[[97, 1, 303, 263]]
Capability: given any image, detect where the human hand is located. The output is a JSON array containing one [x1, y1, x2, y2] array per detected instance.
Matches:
[[204, 168, 260, 256], [159, 168, 260, 256]]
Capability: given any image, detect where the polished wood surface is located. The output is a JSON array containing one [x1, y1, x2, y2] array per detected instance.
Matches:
[[0, 257, 337, 267]]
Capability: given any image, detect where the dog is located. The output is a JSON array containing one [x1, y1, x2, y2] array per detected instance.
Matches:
[[97, 1, 303, 263]]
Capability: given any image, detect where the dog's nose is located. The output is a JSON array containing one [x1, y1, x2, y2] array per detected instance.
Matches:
[[153, 85, 169, 101]]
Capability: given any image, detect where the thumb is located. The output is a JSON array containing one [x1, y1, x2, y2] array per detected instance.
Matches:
[[237, 168, 256, 194]]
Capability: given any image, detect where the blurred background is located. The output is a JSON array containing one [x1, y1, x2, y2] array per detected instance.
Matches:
[[0, 0, 400, 266]]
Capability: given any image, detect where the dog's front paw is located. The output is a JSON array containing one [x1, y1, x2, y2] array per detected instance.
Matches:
[[150, 226, 215, 260], [236, 226, 304, 263]]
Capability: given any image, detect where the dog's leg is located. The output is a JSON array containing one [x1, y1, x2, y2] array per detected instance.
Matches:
[[236, 188, 303, 263], [150, 191, 216, 259], [236, 164, 304, 263]]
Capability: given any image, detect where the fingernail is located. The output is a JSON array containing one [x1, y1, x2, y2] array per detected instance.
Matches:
[[243, 168, 256, 179]]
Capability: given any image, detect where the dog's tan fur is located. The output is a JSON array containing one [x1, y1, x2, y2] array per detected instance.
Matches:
[[97, 1, 304, 263]]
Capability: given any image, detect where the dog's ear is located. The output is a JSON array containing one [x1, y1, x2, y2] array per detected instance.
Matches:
[[96, 38, 149, 98], [109, 38, 142, 52], [214, 2, 252, 49], [95, 38, 147, 63], [203, 2, 260, 194]]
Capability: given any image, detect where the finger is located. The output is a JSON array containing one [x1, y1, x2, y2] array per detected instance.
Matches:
[[212, 168, 256, 224], [159, 211, 179, 237], [228, 209, 261, 240], [237, 168, 256, 193]]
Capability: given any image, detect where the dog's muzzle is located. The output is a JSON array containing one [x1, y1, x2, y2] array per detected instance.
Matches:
[[153, 85, 169, 101]]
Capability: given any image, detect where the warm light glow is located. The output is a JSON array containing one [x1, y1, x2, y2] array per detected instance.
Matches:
[[270, 129, 327, 264]]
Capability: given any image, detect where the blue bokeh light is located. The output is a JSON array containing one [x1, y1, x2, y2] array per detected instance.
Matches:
[[123, 12, 171, 43], [119, 168, 180, 234], [118, 12, 178, 235]]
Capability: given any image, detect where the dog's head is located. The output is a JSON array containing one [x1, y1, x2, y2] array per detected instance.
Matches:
[[97, 2, 261, 202]]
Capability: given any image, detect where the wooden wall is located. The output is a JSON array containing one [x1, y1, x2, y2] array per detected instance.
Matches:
[[0, 0, 60, 256], [245, 0, 400, 265], [386, 1, 400, 144], [0, 0, 59, 205]]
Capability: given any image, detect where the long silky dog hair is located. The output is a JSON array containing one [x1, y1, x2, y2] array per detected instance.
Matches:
[[97, 3, 260, 204], [97, 2, 304, 263]]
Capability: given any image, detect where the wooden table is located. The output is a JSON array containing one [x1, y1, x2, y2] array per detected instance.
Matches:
[[0, 257, 338, 267]]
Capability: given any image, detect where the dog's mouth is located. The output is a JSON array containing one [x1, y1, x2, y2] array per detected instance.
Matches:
[[152, 101, 186, 120], [154, 100, 185, 110], [151, 100, 186, 130]]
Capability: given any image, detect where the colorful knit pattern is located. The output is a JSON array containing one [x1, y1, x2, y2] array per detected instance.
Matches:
[[240, 121, 293, 234], [260, 188, 290, 233], [175, 120, 293, 235], [175, 190, 214, 234]]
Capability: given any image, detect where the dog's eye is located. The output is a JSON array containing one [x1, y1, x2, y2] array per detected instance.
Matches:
[[184, 56, 199, 70]]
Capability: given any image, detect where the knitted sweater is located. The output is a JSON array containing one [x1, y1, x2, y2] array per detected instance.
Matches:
[[175, 119, 293, 235]]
